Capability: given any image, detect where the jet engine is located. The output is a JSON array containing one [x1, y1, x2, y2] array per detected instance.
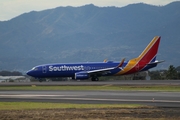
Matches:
[[75, 71, 89, 80]]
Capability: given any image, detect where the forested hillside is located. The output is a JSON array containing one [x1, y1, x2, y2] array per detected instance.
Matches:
[[0, 1, 180, 71]]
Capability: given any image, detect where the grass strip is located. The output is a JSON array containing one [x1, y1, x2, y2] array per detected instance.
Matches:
[[0, 85, 180, 91], [0, 102, 144, 110]]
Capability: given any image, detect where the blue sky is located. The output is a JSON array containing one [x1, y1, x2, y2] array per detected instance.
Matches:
[[0, 0, 178, 21]]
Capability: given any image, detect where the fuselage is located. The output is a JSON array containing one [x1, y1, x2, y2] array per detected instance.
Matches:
[[26, 60, 157, 79]]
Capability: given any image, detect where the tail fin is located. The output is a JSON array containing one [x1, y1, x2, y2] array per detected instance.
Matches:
[[116, 36, 162, 75], [137, 36, 161, 64]]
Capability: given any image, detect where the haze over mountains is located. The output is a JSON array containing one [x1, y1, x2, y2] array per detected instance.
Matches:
[[0, 1, 180, 72]]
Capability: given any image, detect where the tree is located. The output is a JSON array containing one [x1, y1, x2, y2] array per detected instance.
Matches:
[[150, 70, 161, 80], [166, 65, 178, 80], [177, 72, 180, 79], [176, 66, 180, 72], [176, 66, 180, 79]]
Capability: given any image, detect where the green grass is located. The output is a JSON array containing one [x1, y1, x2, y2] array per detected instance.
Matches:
[[0, 85, 180, 91], [0, 102, 144, 110]]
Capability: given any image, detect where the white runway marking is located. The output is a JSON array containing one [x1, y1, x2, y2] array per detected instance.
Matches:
[[1, 95, 180, 103], [49, 97, 180, 103], [0, 95, 81, 97]]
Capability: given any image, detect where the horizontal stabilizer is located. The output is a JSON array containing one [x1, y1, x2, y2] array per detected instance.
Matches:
[[147, 60, 165, 65]]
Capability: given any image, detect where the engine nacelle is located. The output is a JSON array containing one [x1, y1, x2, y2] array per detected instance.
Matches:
[[75, 71, 89, 80]]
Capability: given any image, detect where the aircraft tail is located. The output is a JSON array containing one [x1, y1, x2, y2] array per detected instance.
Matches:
[[117, 36, 162, 75], [137, 36, 161, 64]]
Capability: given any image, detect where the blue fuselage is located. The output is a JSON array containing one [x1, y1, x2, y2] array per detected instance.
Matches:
[[27, 62, 121, 78], [26, 61, 156, 79]]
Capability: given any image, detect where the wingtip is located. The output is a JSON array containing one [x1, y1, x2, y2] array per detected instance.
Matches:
[[103, 59, 107, 62]]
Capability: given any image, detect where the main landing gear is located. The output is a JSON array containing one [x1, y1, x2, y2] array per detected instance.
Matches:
[[91, 76, 99, 81], [38, 78, 43, 82]]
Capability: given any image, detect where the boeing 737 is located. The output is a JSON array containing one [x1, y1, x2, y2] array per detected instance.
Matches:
[[27, 36, 164, 81]]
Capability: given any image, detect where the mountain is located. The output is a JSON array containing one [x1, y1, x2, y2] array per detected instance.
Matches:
[[0, 1, 180, 72]]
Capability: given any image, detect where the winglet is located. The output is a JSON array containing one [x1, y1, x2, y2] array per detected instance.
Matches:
[[117, 58, 125, 68], [103, 59, 107, 63]]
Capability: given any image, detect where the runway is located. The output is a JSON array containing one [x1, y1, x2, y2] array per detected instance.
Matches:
[[0, 80, 180, 86], [0, 90, 180, 107], [0, 80, 180, 107]]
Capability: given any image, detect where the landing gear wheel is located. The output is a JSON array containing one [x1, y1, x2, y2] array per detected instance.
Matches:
[[38, 79, 43, 82], [91, 77, 99, 81]]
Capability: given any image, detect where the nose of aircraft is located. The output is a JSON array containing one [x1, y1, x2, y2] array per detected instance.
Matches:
[[26, 70, 33, 77]]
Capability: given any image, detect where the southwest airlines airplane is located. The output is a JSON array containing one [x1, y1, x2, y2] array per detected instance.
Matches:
[[27, 36, 164, 81]]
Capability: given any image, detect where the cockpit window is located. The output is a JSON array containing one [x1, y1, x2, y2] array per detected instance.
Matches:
[[32, 67, 38, 71]]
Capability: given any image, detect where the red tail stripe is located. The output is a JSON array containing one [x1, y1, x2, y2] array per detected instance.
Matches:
[[124, 37, 160, 74]]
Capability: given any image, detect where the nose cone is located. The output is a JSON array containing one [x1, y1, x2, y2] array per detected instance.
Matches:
[[27, 66, 42, 78], [26, 70, 33, 77], [26, 70, 38, 78]]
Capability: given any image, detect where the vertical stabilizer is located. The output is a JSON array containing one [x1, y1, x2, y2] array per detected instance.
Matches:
[[137, 36, 161, 64], [117, 36, 161, 75]]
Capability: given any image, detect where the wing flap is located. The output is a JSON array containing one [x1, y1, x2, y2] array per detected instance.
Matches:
[[87, 67, 115, 74], [87, 58, 125, 74]]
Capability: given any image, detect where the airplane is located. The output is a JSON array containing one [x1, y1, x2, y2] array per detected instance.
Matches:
[[26, 36, 164, 82]]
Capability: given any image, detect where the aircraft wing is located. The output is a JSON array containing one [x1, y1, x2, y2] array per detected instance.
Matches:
[[87, 58, 125, 74], [87, 67, 115, 74]]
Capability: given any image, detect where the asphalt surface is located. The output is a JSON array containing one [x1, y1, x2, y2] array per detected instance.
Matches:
[[0, 80, 180, 86], [0, 80, 180, 107], [0, 90, 180, 107]]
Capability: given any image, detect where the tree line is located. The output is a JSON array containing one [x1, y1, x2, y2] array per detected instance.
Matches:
[[150, 65, 180, 80], [0, 71, 23, 76]]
